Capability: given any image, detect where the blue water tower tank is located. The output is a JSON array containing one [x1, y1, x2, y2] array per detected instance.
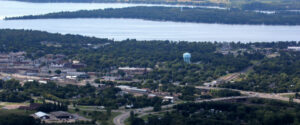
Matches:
[[183, 52, 191, 63]]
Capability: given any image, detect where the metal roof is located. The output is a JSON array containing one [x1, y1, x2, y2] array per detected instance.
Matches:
[[35, 111, 48, 118]]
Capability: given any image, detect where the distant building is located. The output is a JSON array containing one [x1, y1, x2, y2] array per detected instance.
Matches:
[[71, 63, 86, 69], [34, 111, 50, 119], [118, 67, 152, 75], [38, 80, 47, 84], [72, 60, 80, 64], [101, 76, 121, 81], [66, 75, 77, 80], [163, 96, 174, 103], [183, 52, 191, 63], [77, 74, 90, 79], [116, 85, 148, 94], [125, 104, 134, 109], [50, 63, 64, 68], [148, 94, 157, 98], [50, 111, 74, 119], [288, 46, 300, 51], [66, 72, 86, 76]]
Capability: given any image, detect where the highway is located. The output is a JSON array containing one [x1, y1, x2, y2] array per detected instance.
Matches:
[[112, 63, 300, 125], [196, 86, 300, 103], [113, 96, 252, 125], [113, 86, 300, 125]]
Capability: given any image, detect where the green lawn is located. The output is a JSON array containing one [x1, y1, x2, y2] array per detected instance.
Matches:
[[107, 112, 121, 125], [69, 108, 121, 125], [282, 94, 295, 98]]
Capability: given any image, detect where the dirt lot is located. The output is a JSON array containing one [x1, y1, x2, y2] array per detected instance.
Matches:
[[0, 102, 29, 110]]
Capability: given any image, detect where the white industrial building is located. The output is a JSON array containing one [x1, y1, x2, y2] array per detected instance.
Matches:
[[288, 46, 300, 51], [34, 111, 50, 119], [163, 96, 174, 103], [116, 85, 148, 94]]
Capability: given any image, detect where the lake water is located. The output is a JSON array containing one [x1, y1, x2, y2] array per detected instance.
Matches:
[[1, 18, 300, 42], [0, 0, 154, 19], [0, 0, 299, 42], [0, 0, 225, 19]]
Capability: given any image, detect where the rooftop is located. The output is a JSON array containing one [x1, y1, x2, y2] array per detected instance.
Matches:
[[35, 111, 48, 118]]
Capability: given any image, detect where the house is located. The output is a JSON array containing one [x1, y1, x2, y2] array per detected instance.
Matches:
[[163, 96, 174, 103], [51, 111, 74, 119], [34, 111, 50, 119]]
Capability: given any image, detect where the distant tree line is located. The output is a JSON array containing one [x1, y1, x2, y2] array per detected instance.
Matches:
[[11, 0, 224, 6], [130, 99, 300, 125], [6, 7, 300, 25], [11, 0, 300, 10], [241, 2, 300, 10]]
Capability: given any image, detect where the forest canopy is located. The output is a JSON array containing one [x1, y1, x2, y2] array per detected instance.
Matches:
[[5, 7, 300, 25]]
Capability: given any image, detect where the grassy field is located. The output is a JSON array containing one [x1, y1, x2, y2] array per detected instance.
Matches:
[[69, 108, 121, 125], [281, 94, 296, 98], [107, 112, 121, 125]]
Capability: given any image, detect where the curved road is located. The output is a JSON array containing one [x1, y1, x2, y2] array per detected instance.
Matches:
[[195, 86, 300, 103], [113, 96, 252, 125], [113, 86, 300, 125]]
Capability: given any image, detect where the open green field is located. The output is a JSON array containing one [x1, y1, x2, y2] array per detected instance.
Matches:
[[69, 108, 121, 125]]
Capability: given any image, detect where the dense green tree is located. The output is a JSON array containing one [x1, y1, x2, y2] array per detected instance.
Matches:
[[7, 7, 300, 25]]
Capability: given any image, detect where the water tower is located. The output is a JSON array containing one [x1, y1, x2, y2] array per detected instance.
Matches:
[[183, 52, 191, 64]]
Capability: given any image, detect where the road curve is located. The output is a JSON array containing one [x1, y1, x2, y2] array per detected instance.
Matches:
[[114, 85, 300, 125], [195, 86, 300, 103], [113, 96, 252, 125]]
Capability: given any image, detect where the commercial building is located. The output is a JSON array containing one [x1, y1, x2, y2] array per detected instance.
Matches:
[[288, 46, 300, 51], [50, 111, 74, 119], [116, 85, 148, 94], [118, 67, 152, 75], [163, 96, 174, 103]]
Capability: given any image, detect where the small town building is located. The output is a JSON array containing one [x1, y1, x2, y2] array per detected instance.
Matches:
[[288, 46, 300, 51], [116, 85, 148, 94], [34, 111, 50, 119], [163, 96, 174, 103], [148, 94, 157, 98], [51, 111, 74, 119]]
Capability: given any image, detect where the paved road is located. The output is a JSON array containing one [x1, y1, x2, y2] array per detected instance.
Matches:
[[113, 86, 300, 125], [113, 63, 299, 125], [196, 86, 300, 103], [113, 96, 252, 125]]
